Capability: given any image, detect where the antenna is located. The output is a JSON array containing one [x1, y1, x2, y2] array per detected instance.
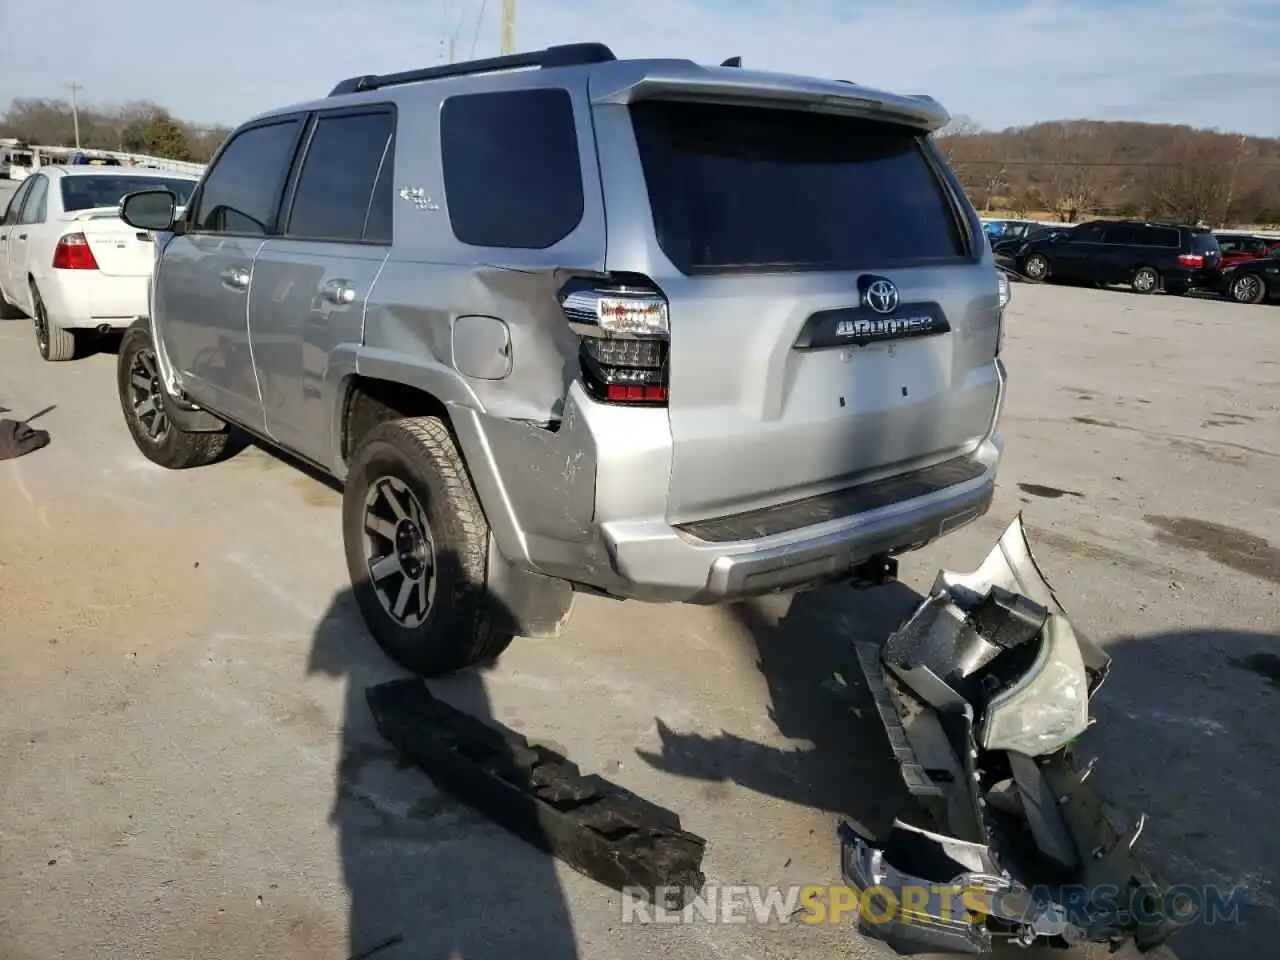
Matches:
[[720, 56, 742, 68]]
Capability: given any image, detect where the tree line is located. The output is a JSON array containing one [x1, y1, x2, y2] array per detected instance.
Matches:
[[935, 117, 1280, 228], [4, 95, 1278, 228], [0, 97, 232, 164]]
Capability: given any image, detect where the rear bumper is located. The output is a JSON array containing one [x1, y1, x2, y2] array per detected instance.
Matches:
[[1164, 266, 1219, 290], [37, 271, 149, 328], [599, 435, 1001, 603]]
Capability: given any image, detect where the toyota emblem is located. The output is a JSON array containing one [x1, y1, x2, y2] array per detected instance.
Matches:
[[864, 279, 899, 315]]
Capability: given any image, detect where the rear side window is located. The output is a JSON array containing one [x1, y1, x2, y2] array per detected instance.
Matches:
[[1190, 231, 1220, 254], [629, 101, 965, 274], [1140, 226, 1179, 247], [18, 175, 48, 223], [440, 89, 584, 249], [1102, 223, 1140, 244], [192, 119, 302, 235], [287, 110, 395, 243]]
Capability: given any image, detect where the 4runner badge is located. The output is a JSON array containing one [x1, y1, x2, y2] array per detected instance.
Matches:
[[398, 187, 439, 211]]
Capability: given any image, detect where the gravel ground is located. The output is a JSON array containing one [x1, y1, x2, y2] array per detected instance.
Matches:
[[0, 279, 1276, 960]]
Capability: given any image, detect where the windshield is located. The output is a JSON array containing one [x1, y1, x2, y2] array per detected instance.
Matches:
[[60, 175, 196, 214], [629, 100, 966, 274]]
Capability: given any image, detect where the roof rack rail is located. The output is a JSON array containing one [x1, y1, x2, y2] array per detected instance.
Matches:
[[328, 42, 618, 96]]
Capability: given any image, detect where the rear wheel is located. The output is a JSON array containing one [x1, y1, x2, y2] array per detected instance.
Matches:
[[117, 320, 230, 468], [1131, 266, 1160, 294], [1022, 253, 1050, 282], [30, 282, 76, 361], [343, 417, 514, 677], [1229, 272, 1267, 305]]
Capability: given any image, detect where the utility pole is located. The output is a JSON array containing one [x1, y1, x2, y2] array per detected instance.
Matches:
[[448, 35, 456, 63], [1221, 133, 1248, 228], [500, 0, 515, 54], [67, 82, 83, 148]]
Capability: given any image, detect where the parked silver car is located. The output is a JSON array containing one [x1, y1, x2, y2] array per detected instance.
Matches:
[[115, 43, 1010, 676]]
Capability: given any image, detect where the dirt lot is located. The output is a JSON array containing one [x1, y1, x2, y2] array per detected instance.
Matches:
[[0, 282, 1277, 960]]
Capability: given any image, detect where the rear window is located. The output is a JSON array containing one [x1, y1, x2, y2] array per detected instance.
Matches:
[[1190, 231, 1220, 254], [61, 176, 196, 213], [629, 101, 966, 274]]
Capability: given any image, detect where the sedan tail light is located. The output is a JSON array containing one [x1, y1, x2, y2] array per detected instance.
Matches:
[[52, 233, 99, 270]]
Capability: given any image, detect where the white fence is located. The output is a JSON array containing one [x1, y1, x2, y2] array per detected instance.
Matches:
[[1, 143, 206, 180]]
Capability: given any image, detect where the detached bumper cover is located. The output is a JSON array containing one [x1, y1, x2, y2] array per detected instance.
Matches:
[[841, 514, 1179, 956]]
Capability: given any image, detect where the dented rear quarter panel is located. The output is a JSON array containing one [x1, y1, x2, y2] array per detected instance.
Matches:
[[356, 67, 616, 570]]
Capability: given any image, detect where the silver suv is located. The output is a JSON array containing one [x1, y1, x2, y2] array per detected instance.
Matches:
[[115, 44, 1009, 677]]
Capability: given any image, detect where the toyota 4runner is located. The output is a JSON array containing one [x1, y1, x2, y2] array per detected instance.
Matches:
[[115, 43, 1010, 677]]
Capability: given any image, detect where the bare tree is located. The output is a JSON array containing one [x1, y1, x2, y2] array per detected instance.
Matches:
[[1142, 134, 1235, 224]]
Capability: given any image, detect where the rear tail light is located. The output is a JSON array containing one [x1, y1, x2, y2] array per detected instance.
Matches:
[[995, 270, 1010, 356], [1177, 253, 1205, 268], [52, 232, 99, 270], [559, 275, 670, 406]]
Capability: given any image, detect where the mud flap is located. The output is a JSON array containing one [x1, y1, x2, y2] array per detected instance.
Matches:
[[366, 678, 707, 903]]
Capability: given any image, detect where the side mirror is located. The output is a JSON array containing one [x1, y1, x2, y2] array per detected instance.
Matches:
[[120, 189, 177, 231]]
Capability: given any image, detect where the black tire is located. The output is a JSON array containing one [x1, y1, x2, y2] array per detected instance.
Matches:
[[343, 416, 513, 677], [1131, 266, 1160, 295], [1022, 253, 1050, 282], [1228, 272, 1267, 305], [117, 320, 230, 469], [30, 281, 76, 361]]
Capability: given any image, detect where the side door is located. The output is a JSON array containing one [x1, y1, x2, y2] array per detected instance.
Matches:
[[10, 174, 50, 314], [0, 177, 35, 302], [1097, 222, 1142, 283], [248, 106, 395, 465], [155, 116, 306, 431], [1053, 222, 1107, 279]]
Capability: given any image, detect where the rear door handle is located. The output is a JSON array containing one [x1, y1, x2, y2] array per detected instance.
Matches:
[[321, 278, 356, 305], [16, 233, 27, 240], [220, 266, 250, 290]]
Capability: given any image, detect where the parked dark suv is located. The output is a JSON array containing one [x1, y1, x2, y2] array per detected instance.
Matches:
[[1014, 219, 1221, 294]]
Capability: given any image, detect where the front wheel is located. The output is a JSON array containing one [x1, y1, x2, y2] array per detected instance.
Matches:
[[343, 417, 514, 677], [1229, 272, 1267, 305], [1022, 253, 1050, 282], [117, 320, 230, 469]]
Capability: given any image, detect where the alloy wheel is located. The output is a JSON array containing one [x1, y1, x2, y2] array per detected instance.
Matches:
[[33, 295, 48, 354], [128, 347, 170, 442], [1232, 275, 1262, 304], [363, 476, 437, 628]]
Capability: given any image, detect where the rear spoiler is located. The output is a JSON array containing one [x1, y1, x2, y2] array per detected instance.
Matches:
[[589, 62, 950, 132], [65, 206, 124, 222]]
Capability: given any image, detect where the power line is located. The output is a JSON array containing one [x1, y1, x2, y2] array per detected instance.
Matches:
[[946, 158, 1280, 169]]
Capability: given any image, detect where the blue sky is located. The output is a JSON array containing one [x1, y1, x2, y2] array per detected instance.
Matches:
[[1, 0, 1277, 136]]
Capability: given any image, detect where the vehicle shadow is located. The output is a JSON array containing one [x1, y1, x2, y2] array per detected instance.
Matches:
[[639, 583, 920, 843], [636, 581, 1278, 960], [307, 585, 580, 960]]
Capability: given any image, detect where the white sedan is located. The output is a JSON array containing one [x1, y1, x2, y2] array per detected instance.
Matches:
[[0, 166, 199, 361]]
